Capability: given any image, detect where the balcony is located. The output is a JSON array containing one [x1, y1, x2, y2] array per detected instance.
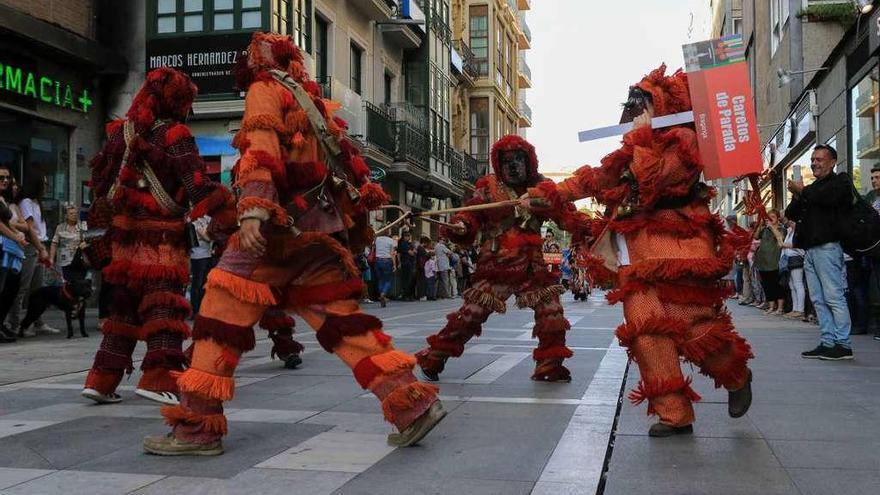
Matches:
[[452, 39, 478, 85], [353, 0, 395, 22], [518, 57, 531, 89], [519, 98, 532, 127], [518, 0, 531, 10], [517, 13, 531, 49], [365, 102, 396, 159], [462, 151, 481, 184], [395, 121, 429, 171], [449, 147, 464, 186]]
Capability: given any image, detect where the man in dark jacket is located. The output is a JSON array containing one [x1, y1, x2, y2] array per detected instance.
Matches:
[[785, 144, 853, 360]]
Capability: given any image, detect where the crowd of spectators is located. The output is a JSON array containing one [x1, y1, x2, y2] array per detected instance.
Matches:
[[357, 230, 476, 307], [735, 145, 880, 362]]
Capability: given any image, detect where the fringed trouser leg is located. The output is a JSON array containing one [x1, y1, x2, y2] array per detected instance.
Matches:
[[137, 279, 191, 393], [162, 236, 438, 441], [527, 295, 573, 380], [417, 278, 511, 373], [84, 285, 139, 394], [260, 307, 304, 361]]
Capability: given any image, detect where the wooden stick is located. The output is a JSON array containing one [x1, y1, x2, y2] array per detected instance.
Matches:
[[374, 212, 412, 236], [416, 199, 520, 217]]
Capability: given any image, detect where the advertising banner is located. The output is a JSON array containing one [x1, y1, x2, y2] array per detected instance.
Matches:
[[683, 34, 763, 180]]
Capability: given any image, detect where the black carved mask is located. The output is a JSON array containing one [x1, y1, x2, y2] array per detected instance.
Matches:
[[619, 86, 653, 124], [500, 149, 530, 186]]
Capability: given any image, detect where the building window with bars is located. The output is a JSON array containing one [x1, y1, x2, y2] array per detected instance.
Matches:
[[350, 42, 363, 95], [469, 6, 488, 77]]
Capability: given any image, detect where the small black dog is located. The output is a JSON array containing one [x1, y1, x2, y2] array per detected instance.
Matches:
[[19, 248, 93, 339]]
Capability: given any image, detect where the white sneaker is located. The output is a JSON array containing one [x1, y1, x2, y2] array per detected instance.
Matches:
[[81, 388, 123, 404], [19, 327, 36, 338], [135, 388, 180, 406], [34, 323, 61, 334]]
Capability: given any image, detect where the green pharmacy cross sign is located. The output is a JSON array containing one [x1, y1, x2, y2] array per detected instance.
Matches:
[[0, 62, 93, 113]]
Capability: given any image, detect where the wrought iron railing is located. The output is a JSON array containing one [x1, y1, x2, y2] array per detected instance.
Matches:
[[454, 39, 479, 79], [449, 147, 464, 184], [365, 102, 396, 156], [463, 152, 481, 183], [388, 101, 427, 130], [396, 122, 428, 170]]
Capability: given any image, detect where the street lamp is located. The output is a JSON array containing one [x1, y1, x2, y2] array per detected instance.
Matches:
[[777, 67, 828, 88]]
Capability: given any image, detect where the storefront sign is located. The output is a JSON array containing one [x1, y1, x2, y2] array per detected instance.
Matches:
[[146, 32, 253, 95], [683, 35, 762, 180], [369, 166, 387, 182], [0, 61, 92, 113]]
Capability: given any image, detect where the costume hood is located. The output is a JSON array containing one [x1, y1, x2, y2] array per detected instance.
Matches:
[[633, 64, 691, 117], [126, 67, 197, 128], [490, 134, 540, 184], [234, 31, 313, 92]]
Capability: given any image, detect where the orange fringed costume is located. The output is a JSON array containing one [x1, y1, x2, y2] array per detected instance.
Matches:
[[158, 33, 440, 447], [531, 66, 753, 429], [83, 68, 236, 401], [416, 135, 588, 382]]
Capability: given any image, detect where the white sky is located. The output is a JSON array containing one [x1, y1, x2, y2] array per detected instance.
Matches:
[[527, 0, 713, 176]]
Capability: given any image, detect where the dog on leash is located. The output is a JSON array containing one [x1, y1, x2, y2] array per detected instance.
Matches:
[[19, 248, 93, 339]]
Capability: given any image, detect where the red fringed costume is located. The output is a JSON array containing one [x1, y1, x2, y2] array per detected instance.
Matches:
[[151, 33, 442, 451], [83, 68, 235, 402], [530, 65, 754, 430], [416, 135, 585, 382]]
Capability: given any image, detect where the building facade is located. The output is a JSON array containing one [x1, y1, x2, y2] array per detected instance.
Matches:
[[450, 0, 531, 178], [143, 0, 479, 237], [0, 0, 130, 235], [725, 0, 875, 218]]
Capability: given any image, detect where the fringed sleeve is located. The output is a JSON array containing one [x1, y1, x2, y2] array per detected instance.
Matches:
[[233, 81, 287, 224], [445, 181, 493, 246]]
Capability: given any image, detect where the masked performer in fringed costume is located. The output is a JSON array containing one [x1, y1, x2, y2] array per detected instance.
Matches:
[[143, 32, 445, 456], [82, 68, 236, 406], [416, 135, 592, 383], [525, 65, 754, 437]]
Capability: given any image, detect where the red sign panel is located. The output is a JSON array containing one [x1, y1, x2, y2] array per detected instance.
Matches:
[[688, 63, 763, 179]]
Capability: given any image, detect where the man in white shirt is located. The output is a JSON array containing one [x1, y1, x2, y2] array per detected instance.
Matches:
[[373, 233, 396, 307], [434, 238, 451, 299]]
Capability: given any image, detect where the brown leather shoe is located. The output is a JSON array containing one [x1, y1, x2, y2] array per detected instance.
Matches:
[[648, 423, 693, 438], [415, 348, 448, 382], [728, 370, 753, 418], [143, 434, 223, 456]]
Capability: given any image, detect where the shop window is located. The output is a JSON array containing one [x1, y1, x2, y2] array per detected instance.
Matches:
[[782, 145, 817, 207], [0, 110, 69, 235], [850, 66, 880, 193]]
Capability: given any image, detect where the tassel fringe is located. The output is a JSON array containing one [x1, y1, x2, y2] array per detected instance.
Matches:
[[380, 382, 439, 425], [206, 269, 277, 306], [161, 405, 229, 436], [174, 368, 236, 401]]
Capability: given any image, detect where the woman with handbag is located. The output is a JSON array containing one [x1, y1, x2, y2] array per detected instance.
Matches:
[[779, 218, 806, 319], [755, 210, 786, 315]]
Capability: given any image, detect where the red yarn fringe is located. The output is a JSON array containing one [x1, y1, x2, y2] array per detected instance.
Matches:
[[628, 376, 702, 416], [315, 313, 382, 352], [161, 404, 228, 436], [614, 317, 689, 348], [285, 278, 364, 307]]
